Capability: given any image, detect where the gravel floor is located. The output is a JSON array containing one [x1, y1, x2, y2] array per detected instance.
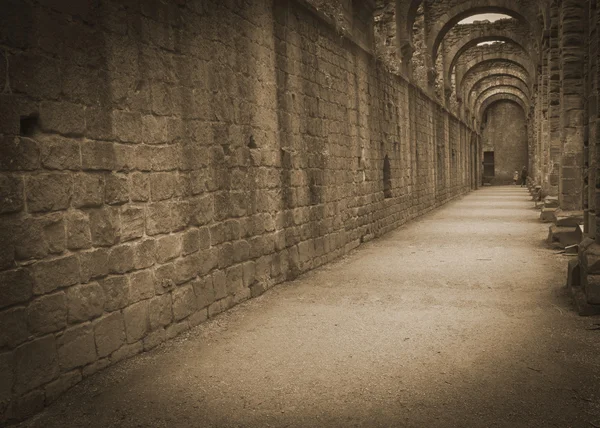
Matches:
[[17, 187, 600, 428]]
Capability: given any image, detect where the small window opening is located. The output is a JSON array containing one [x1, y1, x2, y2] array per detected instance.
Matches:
[[383, 154, 392, 199], [20, 114, 39, 137]]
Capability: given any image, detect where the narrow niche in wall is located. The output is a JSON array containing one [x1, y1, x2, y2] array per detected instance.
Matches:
[[383, 154, 392, 199]]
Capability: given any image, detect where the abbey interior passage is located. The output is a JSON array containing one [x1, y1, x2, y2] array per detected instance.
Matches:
[[2, 0, 600, 426]]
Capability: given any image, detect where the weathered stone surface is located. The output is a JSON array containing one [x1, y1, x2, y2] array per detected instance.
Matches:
[[66, 283, 104, 323], [172, 284, 196, 321], [585, 274, 600, 305], [27, 292, 67, 335], [0, 174, 24, 214], [148, 294, 172, 330], [192, 276, 215, 309], [547, 225, 580, 248], [88, 207, 120, 246], [154, 263, 176, 295], [108, 244, 135, 274], [123, 301, 148, 343], [0, 268, 33, 308], [130, 173, 150, 202], [100, 276, 129, 312], [26, 173, 72, 213], [555, 210, 584, 227], [39, 135, 81, 171], [133, 239, 156, 270], [0, 351, 14, 410], [94, 312, 126, 358], [142, 328, 165, 351], [79, 248, 110, 283], [155, 234, 181, 263], [57, 323, 96, 371], [146, 202, 172, 236], [104, 174, 129, 205], [12, 388, 45, 421], [45, 370, 82, 404], [73, 174, 104, 208], [66, 211, 92, 250], [121, 206, 145, 242], [111, 341, 143, 363], [31, 255, 79, 295], [15, 335, 59, 394], [128, 270, 155, 303], [0, 307, 28, 348]]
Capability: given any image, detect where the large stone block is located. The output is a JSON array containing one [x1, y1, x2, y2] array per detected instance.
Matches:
[[148, 294, 172, 330], [57, 323, 96, 371], [192, 276, 215, 309], [104, 174, 129, 205], [26, 173, 72, 213], [73, 173, 104, 208], [0, 307, 27, 348], [130, 173, 150, 202], [66, 282, 104, 323], [123, 300, 148, 343], [81, 140, 117, 171], [14, 335, 59, 394], [154, 263, 176, 295], [100, 276, 129, 312], [121, 206, 144, 242], [150, 172, 177, 201], [27, 292, 67, 335], [66, 210, 92, 250], [0, 174, 24, 214], [14, 217, 48, 260], [88, 207, 120, 246], [45, 370, 82, 404], [79, 248, 110, 283], [174, 252, 202, 284], [31, 255, 79, 295], [0, 268, 33, 308], [0, 136, 40, 171], [39, 135, 81, 170], [172, 284, 196, 321], [133, 239, 156, 269], [108, 243, 135, 274], [585, 274, 600, 305], [94, 312, 126, 358], [39, 101, 85, 135], [42, 213, 66, 255], [146, 202, 172, 235], [155, 234, 181, 263], [128, 270, 155, 303], [0, 351, 14, 411]]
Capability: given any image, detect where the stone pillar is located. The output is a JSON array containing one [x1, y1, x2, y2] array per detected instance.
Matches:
[[547, 7, 561, 197], [540, 36, 551, 193], [586, 0, 598, 237], [558, 0, 586, 212]]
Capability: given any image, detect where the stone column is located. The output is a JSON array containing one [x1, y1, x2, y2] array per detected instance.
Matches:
[[558, 0, 586, 212], [547, 7, 561, 197], [587, 0, 598, 237]]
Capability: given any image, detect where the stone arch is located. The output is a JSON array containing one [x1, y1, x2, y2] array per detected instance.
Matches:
[[480, 95, 528, 121], [455, 52, 535, 93], [469, 76, 531, 112], [444, 29, 533, 83], [475, 87, 530, 120], [395, 0, 424, 63], [426, 0, 542, 60], [461, 65, 532, 99]]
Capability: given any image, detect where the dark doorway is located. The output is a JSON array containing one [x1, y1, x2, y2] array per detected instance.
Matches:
[[483, 151, 495, 184]]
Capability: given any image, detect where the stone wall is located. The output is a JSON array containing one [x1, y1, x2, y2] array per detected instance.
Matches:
[[481, 100, 528, 184], [0, 0, 475, 422]]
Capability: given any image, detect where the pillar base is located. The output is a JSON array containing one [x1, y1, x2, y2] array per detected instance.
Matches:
[[577, 240, 600, 311]]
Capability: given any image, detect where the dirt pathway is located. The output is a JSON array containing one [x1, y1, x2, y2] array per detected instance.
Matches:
[[18, 187, 600, 428]]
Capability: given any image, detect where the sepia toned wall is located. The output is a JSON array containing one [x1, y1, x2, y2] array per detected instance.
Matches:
[[0, 0, 477, 423]]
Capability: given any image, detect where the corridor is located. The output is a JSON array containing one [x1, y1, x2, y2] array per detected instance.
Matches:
[[17, 187, 600, 428]]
